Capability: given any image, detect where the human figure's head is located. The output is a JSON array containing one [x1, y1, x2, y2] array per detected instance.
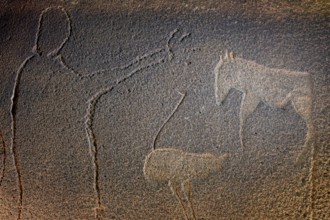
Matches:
[[32, 6, 71, 58]]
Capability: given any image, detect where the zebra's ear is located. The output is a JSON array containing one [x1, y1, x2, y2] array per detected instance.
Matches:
[[229, 51, 235, 60], [223, 50, 235, 61]]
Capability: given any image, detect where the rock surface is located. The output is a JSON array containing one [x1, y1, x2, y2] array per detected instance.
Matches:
[[0, 1, 329, 219]]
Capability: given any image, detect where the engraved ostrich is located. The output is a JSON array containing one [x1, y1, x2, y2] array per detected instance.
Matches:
[[143, 91, 229, 220], [214, 51, 314, 164], [144, 148, 228, 220]]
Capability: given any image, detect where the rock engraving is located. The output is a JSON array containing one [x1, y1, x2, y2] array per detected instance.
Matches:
[[32, 6, 71, 58], [144, 149, 229, 186], [85, 87, 113, 219], [144, 91, 229, 219], [10, 54, 34, 220], [83, 30, 188, 219], [144, 148, 228, 220], [214, 51, 314, 163], [10, 6, 72, 219], [0, 132, 6, 187], [58, 28, 188, 80], [9, 3, 190, 218]]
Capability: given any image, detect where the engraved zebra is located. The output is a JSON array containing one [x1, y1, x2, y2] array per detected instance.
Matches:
[[214, 51, 314, 163]]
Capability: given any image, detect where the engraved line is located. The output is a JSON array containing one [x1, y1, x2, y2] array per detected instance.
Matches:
[[214, 55, 223, 105], [169, 181, 189, 220], [152, 91, 186, 150], [53, 28, 180, 80], [47, 7, 71, 57], [166, 28, 179, 61], [116, 58, 165, 85], [239, 92, 246, 149], [111, 48, 165, 71], [100, 28, 179, 76], [10, 54, 35, 220], [0, 132, 6, 187], [55, 54, 83, 78], [33, 6, 71, 57], [83, 28, 183, 219], [309, 136, 318, 220], [54, 46, 165, 80], [81, 48, 165, 79], [5, 7, 69, 218], [85, 87, 114, 220], [183, 182, 197, 220], [179, 32, 191, 42], [32, 6, 45, 54]]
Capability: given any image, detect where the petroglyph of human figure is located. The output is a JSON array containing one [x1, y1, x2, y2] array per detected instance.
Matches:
[[143, 92, 229, 220], [9, 5, 189, 219], [0, 132, 6, 187], [85, 30, 189, 219], [9, 6, 72, 219], [214, 51, 314, 164]]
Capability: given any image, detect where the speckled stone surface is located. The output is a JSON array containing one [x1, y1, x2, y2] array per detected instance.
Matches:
[[0, 1, 329, 219]]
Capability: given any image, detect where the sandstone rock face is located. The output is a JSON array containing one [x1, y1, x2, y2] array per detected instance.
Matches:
[[0, 1, 329, 219]]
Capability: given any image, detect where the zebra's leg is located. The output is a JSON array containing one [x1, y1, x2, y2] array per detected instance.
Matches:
[[239, 92, 259, 148], [292, 95, 315, 164]]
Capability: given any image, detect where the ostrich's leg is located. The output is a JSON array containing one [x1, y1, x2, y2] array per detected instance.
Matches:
[[182, 181, 197, 220], [169, 180, 189, 220]]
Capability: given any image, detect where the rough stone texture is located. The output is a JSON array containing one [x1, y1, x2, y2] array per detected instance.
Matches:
[[0, 1, 329, 219]]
